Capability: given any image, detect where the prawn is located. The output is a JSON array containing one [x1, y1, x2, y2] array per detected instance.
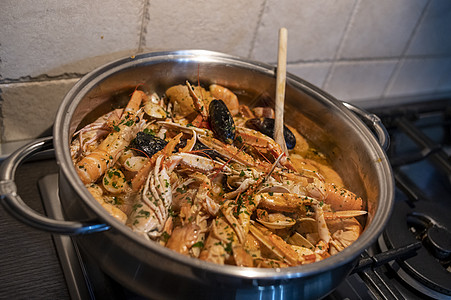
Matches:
[[76, 90, 147, 184]]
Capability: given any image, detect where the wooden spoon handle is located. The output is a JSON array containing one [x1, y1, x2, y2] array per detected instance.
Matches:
[[274, 27, 288, 154]]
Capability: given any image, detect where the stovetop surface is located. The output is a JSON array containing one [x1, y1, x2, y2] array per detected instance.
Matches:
[[0, 158, 69, 299]]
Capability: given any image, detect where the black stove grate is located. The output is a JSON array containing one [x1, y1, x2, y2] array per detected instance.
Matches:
[[365, 100, 451, 299]]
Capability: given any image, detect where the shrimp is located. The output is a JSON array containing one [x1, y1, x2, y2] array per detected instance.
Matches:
[[209, 84, 239, 116], [166, 223, 201, 255], [166, 83, 212, 119], [235, 127, 296, 171], [86, 184, 127, 224], [325, 183, 364, 211], [328, 217, 362, 255], [249, 222, 301, 266], [70, 108, 122, 160], [76, 90, 146, 184]]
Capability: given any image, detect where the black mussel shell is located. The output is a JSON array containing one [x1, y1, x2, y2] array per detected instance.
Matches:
[[131, 132, 168, 157], [193, 141, 221, 160], [245, 117, 296, 149], [209, 99, 236, 144]]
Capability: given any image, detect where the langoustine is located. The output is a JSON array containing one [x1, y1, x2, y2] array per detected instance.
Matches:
[[71, 81, 367, 268]]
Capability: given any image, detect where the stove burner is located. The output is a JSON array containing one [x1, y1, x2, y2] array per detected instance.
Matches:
[[407, 212, 451, 262], [381, 200, 451, 297], [425, 226, 451, 261]]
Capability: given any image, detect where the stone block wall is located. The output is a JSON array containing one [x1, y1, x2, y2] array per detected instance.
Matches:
[[1, 0, 450, 143]]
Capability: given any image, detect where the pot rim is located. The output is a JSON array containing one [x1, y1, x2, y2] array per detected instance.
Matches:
[[54, 50, 394, 281]]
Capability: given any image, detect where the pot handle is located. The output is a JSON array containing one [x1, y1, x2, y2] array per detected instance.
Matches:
[[342, 102, 390, 151], [0, 137, 110, 235]]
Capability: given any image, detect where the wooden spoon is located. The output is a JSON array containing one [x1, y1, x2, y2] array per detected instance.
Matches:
[[274, 27, 288, 155]]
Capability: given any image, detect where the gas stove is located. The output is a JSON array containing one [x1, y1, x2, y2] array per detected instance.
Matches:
[[1, 99, 451, 299], [363, 100, 451, 299]]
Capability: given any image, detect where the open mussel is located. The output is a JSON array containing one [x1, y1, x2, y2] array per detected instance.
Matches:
[[245, 117, 296, 149], [209, 99, 236, 144], [131, 132, 168, 157], [132, 131, 215, 160]]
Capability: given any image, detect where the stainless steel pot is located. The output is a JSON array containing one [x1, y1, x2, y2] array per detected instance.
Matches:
[[0, 50, 394, 299]]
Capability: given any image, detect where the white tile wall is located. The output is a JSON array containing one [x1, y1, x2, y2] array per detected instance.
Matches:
[[144, 0, 264, 56], [287, 62, 331, 88], [1, 79, 78, 141], [0, 0, 143, 78], [339, 0, 428, 59], [386, 57, 451, 97], [325, 60, 397, 101], [1, 0, 451, 143], [406, 0, 451, 56], [437, 59, 451, 92], [252, 0, 356, 62]]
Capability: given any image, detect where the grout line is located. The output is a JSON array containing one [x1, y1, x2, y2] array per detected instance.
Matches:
[[436, 59, 451, 91], [0, 91, 3, 144], [137, 0, 150, 53], [289, 56, 404, 65], [0, 73, 84, 85], [287, 53, 451, 66], [400, 0, 431, 59], [353, 90, 451, 110], [286, 52, 451, 66], [248, 0, 267, 59], [382, 0, 432, 98], [333, 0, 361, 60], [1, 53, 448, 86], [322, 0, 361, 90]]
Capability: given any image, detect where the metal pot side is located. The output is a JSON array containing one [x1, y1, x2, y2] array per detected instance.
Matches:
[[53, 50, 394, 299]]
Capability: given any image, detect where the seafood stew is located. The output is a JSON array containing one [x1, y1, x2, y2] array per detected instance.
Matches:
[[71, 81, 367, 268]]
